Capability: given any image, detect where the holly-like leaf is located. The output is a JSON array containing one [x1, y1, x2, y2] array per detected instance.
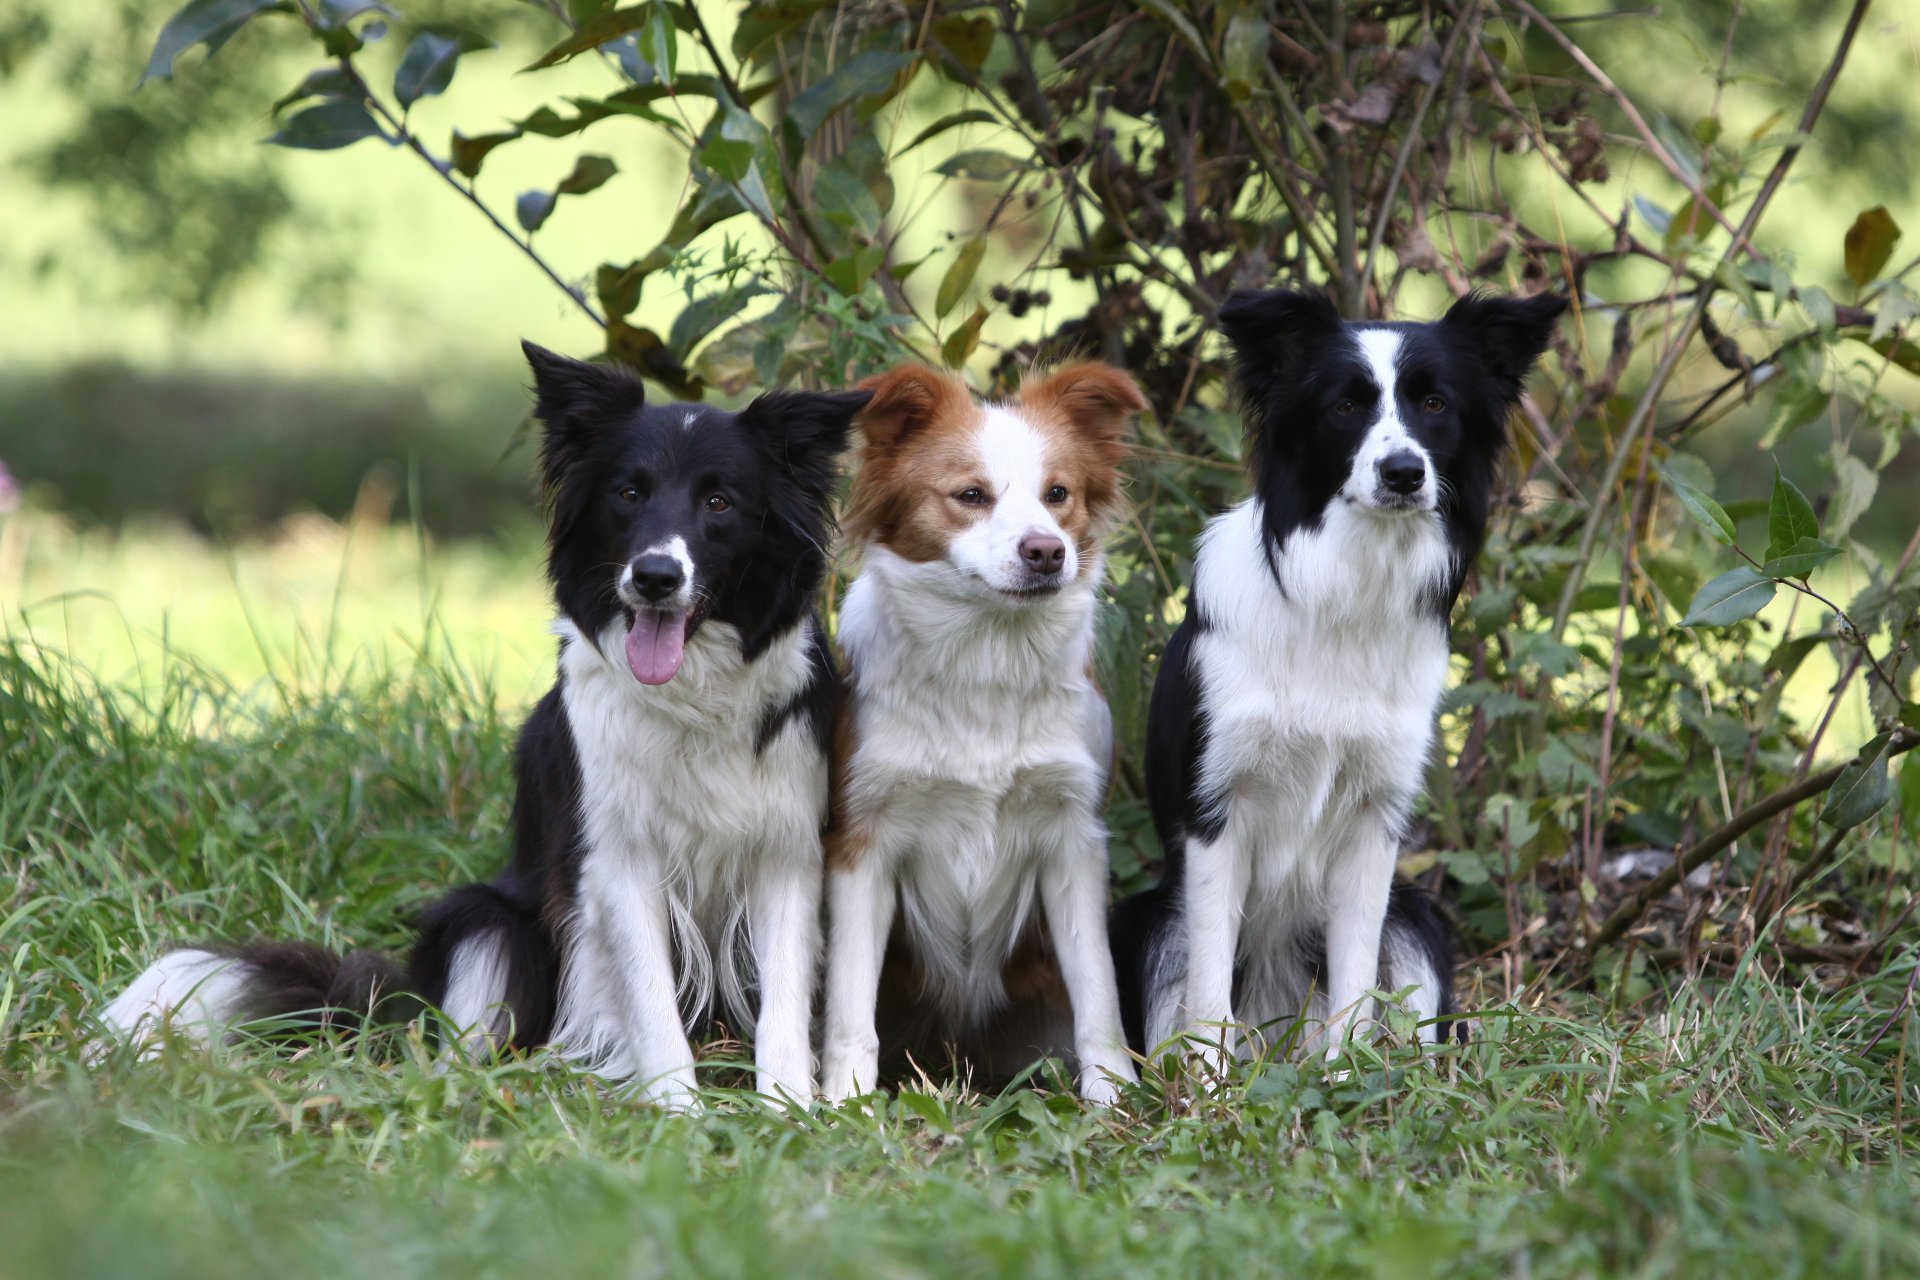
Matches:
[[1844, 206, 1902, 288], [1665, 474, 1736, 546], [1760, 536, 1841, 582], [935, 149, 1030, 181], [1822, 731, 1895, 831], [785, 50, 912, 142], [394, 31, 493, 109], [1765, 463, 1819, 562], [1680, 565, 1776, 628], [936, 235, 986, 320], [266, 98, 387, 150], [141, 0, 291, 87]]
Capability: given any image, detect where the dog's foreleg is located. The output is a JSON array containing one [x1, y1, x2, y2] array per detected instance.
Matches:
[[750, 853, 821, 1104], [1042, 826, 1137, 1105], [1179, 829, 1249, 1081], [585, 859, 700, 1109], [820, 853, 894, 1102], [1321, 817, 1398, 1061]]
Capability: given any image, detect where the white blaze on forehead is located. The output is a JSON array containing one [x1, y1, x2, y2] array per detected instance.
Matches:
[[978, 404, 1052, 498], [942, 403, 1077, 590], [1354, 328, 1406, 421], [682, 412, 698, 430]]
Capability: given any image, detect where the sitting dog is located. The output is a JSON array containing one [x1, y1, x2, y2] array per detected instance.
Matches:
[[100, 343, 871, 1106], [1111, 289, 1565, 1066], [820, 363, 1144, 1104]]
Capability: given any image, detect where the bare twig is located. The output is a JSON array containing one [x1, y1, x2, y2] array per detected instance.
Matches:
[[1586, 729, 1919, 954]]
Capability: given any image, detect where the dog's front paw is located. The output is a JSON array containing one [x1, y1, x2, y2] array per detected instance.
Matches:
[[643, 1068, 702, 1114]]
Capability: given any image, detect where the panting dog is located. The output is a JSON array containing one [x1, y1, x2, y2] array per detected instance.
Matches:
[[100, 343, 871, 1106], [1111, 289, 1565, 1067], [820, 363, 1144, 1104]]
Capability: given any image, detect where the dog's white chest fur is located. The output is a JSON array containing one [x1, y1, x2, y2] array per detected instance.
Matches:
[[838, 552, 1110, 1021], [552, 617, 824, 1070], [1193, 501, 1450, 916]]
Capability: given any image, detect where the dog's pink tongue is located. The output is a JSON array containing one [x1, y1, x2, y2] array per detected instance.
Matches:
[[625, 610, 687, 685]]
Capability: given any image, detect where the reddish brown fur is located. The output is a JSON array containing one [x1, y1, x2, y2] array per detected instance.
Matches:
[[843, 361, 1145, 572]]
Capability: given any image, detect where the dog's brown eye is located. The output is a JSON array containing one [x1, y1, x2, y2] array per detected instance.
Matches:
[[1423, 395, 1447, 413], [955, 487, 989, 506], [1336, 399, 1360, 416], [704, 494, 731, 513], [1044, 485, 1070, 504], [618, 486, 640, 504]]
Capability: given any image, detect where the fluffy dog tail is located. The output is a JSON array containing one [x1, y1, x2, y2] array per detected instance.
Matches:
[[96, 941, 415, 1053], [96, 878, 558, 1057]]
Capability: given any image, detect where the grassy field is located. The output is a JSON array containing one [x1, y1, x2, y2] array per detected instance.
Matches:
[[2, 521, 1918, 1279]]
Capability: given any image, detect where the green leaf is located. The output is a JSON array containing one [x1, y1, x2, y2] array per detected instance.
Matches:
[[1483, 793, 1540, 850], [942, 303, 988, 368], [1901, 753, 1920, 828], [785, 50, 911, 142], [1762, 632, 1826, 681], [1902, 703, 1920, 733], [1822, 731, 1895, 831], [272, 67, 352, 115], [393, 31, 492, 109], [1800, 285, 1837, 332], [899, 109, 998, 156], [1665, 474, 1736, 546], [266, 98, 386, 150], [555, 153, 617, 196], [315, 0, 393, 56], [525, 3, 658, 71], [668, 283, 773, 358], [935, 149, 1030, 181], [1828, 452, 1878, 541], [935, 235, 986, 320], [450, 128, 520, 180], [1757, 382, 1829, 450], [820, 244, 886, 296], [1681, 566, 1776, 628], [140, 0, 291, 87], [1869, 335, 1920, 376], [1765, 463, 1820, 562], [637, 2, 677, 78], [1844, 206, 1902, 288], [929, 14, 996, 80], [1760, 536, 1840, 582]]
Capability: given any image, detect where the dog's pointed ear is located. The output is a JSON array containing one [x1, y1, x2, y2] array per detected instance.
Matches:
[[853, 364, 971, 450], [1215, 289, 1342, 371], [1018, 362, 1145, 461], [522, 341, 645, 486], [738, 387, 872, 504], [1439, 291, 1567, 400]]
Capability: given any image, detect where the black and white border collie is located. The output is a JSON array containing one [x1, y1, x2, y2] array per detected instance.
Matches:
[[1111, 289, 1565, 1067], [819, 363, 1145, 1104], [100, 343, 871, 1106]]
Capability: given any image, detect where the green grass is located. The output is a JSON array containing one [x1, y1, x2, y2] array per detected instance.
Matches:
[[3, 535, 1919, 1279]]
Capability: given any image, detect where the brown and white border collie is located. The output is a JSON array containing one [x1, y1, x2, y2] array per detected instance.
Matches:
[[819, 362, 1145, 1104]]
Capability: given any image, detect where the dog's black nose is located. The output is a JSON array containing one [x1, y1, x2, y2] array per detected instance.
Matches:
[[1019, 533, 1067, 575], [1378, 450, 1427, 496], [630, 554, 685, 602]]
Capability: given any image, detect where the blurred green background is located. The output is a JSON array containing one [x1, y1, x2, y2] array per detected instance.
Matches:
[[0, 0, 1915, 703]]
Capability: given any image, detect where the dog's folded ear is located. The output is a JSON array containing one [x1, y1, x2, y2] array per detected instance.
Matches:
[[1439, 291, 1567, 400], [852, 364, 971, 450], [522, 341, 646, 487], [1019, 362, 1146, 457], [1216, 289, 1342, 372], [738, 387, 874, 503]]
